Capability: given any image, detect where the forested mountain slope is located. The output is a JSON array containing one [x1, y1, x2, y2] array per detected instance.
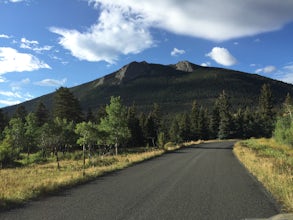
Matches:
[[2, 61, 293, 115]]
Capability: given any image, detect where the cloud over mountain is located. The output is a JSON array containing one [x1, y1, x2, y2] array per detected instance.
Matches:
[[50, 6, 153, 64], [89, 0, 293, 41], [206, 47, 237, 66]]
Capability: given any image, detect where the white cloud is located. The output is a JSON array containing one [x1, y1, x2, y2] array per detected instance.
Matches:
[[0, 90, 22, 98], [35, 78, 67, 87], [171, 48, 185, 57], [9, 0, 24, 2], [20, 38, 52, 53], [0, 34, 10, 39], [0, 84, 34, 107], [0, 47, 51, 74], [255, 65, 277, 74], [0, 76, 7, 83], [50, 6, 154, 64], [9, 78, 31, 92], [0, 99, 21, 106], [275, 64, 293, 84], [206, 47, 237, 66], [89, 0, 293, 42], [201, 62, 211, 67]]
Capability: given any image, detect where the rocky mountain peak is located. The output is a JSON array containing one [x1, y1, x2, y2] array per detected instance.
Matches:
[[115, 61, 151, 82], [174, 61, 200, 72]]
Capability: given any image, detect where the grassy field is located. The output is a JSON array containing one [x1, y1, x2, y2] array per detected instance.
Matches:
[[0, 145, 182, 211], [234, 138, 293, 212]]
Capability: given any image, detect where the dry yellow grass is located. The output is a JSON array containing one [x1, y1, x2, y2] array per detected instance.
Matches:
[[0, 149, 166, 210], [234, 139, 293, 212]]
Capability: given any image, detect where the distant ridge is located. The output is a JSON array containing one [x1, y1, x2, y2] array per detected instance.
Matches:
[[2, 61, 293, 115]]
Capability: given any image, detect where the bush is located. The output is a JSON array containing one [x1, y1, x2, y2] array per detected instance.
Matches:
[[0, 141, 20, 168], [274, 116, 293, 147], [157, 132, 166, 149]]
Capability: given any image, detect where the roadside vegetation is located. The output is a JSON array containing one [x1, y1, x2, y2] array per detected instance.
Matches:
[[0, 84, 289, 210], [0, 147, 169, 210], [234, 95, 293, 212], [234, 139, 293, 212]]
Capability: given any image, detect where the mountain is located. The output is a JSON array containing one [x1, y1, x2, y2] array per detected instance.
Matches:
[[2, 61, 293, 115]]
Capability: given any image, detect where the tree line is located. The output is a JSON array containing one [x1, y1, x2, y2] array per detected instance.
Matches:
[[0, 84, 286, 168]]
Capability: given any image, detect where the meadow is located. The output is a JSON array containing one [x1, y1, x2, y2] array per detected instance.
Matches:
[[234, 138, 293, 212], [0, 146, 177, 210]]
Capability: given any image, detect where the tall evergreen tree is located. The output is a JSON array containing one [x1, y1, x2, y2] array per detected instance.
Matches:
[[258, 84, 275, 137], [169, 116, 181, 143], [126, 105, 144, 147], [13, 105, 27, 122], [190, 100, 200, 140], [145, 115, 157, 147], [198, 107, 209, 140], [34, 101, 49, 127], [85, 107, 95, 122], [217, 91, 232, 139], [178, 113, 191, 141], [0, 109, 8, 140], [149, 103, 162, 137], [53, 87, 83, 123], [209, 104, 220, 139]]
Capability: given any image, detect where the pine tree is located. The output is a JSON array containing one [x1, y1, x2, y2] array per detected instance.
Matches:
[[34, 101, 49, 127], [169, 116, 181, 143], [198, 107, 209, 140], [0, 109, 8, 140], [149, 103, 161, 137], [190, 100, 200, 140], [13, 105, 27, 122], [258, 84, 275, 137], [178, 113, 191, 141], [126, 105, 144, 147], [217, 91, 232, 139], [85, 107, 95, 122], [209, 104, 220, 139], [53, 87, 83, 123]]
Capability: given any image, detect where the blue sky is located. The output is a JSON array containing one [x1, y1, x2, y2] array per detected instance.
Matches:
[[0, 0, 293, 108]]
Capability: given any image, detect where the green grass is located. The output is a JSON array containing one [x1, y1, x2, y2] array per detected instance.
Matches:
[[234, 138, 293, 212]]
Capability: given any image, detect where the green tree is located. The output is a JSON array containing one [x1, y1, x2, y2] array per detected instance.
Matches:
[[0, 109, 8, 140], [144, 115, 157, 147], [190, 100, 200, 140], [98, 96, 130, 155], [169, 116, 182, 143], [85, 107, 95, 122], [13, 105, 27, 122], [75, 121, 99, 175], [273, 94, 293, 147], [53, 87, 83, 123], [258, 84, 275, 137], [1, 118, 25, 165], [24, 113, 39, 158], [209, 104, 220, 139], [197, 107, 209, 140], [126, 105, 144, 147], [217, 91, 232, 139], [34, 101, 49, 127], [178, 113, 191, 142]]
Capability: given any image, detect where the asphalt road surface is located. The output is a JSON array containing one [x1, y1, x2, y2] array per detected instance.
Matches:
[[0, 141, 279, 220]]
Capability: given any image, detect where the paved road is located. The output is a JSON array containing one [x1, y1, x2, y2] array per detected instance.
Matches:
[[0, 141, 279, 220]]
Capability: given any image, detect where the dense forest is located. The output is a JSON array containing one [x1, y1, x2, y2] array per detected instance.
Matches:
[[0, 84, 292, 168]]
